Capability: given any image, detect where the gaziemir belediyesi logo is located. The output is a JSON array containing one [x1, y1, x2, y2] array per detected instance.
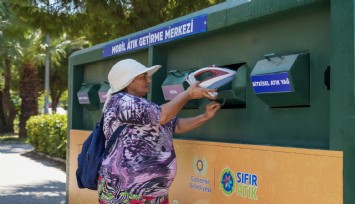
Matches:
[[193, 156, 208, 176], [190, 156, 211, 193]]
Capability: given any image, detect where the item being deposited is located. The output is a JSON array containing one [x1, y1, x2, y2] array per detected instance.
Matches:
[[186, 67, 237, 97]]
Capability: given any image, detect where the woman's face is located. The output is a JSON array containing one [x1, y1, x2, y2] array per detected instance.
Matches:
[[126, 73, 152, 97]]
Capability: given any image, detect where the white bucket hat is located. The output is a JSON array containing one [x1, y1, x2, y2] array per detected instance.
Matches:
[[108, 59, 161, 93], [104, 59, 161, 110]]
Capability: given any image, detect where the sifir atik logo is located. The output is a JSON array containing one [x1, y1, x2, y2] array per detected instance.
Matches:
[[236, 172, 258, 200], [219, 168, 259, 200]]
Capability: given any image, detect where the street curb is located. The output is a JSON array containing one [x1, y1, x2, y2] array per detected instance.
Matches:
[[0, 140, 27, 144], [35, 151, 66, 164], [0, 141, 66, 164]]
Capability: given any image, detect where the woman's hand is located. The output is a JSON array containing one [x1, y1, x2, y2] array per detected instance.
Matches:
[[203, 101, 221, 120], [186, 82, 217, 100], [174, 101, 221, 134], [160, 82, 218, 125]]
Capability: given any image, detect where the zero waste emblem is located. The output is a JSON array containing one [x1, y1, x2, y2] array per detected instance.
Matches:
[[220, 167, 236, 196]]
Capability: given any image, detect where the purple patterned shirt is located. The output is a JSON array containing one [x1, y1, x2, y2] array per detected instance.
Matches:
[[99, 92, 178, 197]]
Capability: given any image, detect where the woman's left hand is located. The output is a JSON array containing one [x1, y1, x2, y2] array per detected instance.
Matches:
[[203, 101, 222, 120], [174, 101, 222, 134]]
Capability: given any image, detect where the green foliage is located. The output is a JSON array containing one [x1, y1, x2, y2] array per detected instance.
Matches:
[[34, 33, 89, 111], [3, 0, 224, 134], [1, 1, 40, 134], [26, 114, 67, 159], [9, 0, 77, 38], [76, 0, 224, 44], [60, 90, 68, 109], [9, 0, 224, 45]]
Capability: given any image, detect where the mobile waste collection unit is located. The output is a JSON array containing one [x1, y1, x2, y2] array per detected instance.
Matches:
[[68, 0, 354, 203]]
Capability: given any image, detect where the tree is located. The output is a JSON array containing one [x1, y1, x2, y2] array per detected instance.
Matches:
[[0, 1, 24, 134], [18, 30, 43, 138], [73, 0, 224, 44], [9, 0, 79, 38], [9, 0, 83, 114], [51, 35, 88, 112], [19, 61, 40, 138], [36, 34, 89, 112], [9, 0, 223, 45], [1, 1, 76, 135], [9, 0, 87, 114], [8, 0, 225, 52], [6, 0, 224, 124]]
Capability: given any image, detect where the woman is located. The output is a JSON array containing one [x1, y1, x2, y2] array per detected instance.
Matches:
[[98, 59, 221, 204]]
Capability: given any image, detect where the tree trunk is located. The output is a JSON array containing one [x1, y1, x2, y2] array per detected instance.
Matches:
[[0, 91, 6, 133], [0, 55, 17, 134], [50, 68, 65, 114], [50, 92, 61, 113], [50, 82, 63, 114], [19, 62, 40, 138]]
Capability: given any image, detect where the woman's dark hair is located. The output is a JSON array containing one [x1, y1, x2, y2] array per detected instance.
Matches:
[[112, 88, 127, 95]]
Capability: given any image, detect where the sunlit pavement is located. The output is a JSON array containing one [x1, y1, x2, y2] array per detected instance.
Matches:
[[0, 143, 66, 204]]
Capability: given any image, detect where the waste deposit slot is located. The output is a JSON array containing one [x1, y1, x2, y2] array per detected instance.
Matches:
[[76, 83, 101, 110], [98, 82, 110, 103], [210, 63, 247, 109], [162, 63, 247, 109], [250, 52, 310, 108], [161, 69, 199, 109]]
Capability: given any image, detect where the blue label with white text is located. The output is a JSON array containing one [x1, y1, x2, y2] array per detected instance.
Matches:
[[251, 72, 292, 94], [102, 15, 207, 58]]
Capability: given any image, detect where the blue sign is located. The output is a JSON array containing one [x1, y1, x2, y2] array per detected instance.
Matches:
[[102, 14, 208, 58], [251, 72, 292, 94]]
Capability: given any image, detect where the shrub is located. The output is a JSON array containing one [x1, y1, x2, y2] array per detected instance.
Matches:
[[26, 114, 67, 159]]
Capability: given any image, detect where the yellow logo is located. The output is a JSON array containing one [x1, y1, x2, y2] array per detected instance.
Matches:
[[193, 156, 208, 176]]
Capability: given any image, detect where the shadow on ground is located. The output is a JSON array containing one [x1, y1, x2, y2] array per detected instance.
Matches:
[[0, 142, 67, 204], [0, 181, 66, 204], [21, 150, 66, 172], [0, 143, 33, 154]]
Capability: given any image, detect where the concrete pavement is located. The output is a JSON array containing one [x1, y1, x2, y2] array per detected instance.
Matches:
[[0, 142, 66, 204]]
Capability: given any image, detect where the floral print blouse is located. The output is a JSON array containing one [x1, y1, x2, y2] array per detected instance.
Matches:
[[98, 92, 177, 203]]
